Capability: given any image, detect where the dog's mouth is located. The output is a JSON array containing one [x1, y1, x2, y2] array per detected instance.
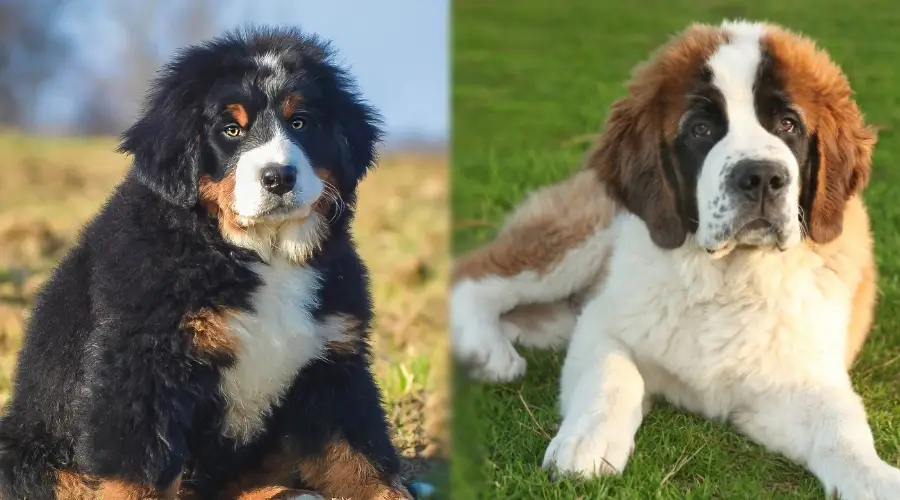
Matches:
[[734, 219, 778, 242], [236, 202, 316, 227], [705, 218, 793, 258]]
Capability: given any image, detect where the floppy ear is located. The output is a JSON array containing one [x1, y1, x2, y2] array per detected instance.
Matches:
[[803, 99, 876, 243], [118, 76, 204, 208], [329, 77, 383, 186], [588, 96, 686, 249]]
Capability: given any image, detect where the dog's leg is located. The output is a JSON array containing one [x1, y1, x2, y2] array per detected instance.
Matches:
[[52, 471, 182, 500], [74, 322, 218, 491], [222, 347, 412, 500], [542, 298, 647, 477], [734, 381, 900, 499], [451, 170, 617, 381], [498, 299, 581, 350]]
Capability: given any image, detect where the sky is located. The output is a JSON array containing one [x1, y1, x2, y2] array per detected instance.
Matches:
[[38, 0, 448, 145]]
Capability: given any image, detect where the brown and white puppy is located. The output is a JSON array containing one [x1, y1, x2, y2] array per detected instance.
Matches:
[[451, 20, 899, 498]]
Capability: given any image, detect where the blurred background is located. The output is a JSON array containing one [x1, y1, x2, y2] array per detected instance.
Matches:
[[0, 0, 448, 491], [2, 0, 447, 144]]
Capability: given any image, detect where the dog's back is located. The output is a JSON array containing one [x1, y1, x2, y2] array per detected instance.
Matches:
[[0, 239, 93, 498]]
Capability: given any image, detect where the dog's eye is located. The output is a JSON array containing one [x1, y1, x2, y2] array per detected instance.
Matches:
[[778, 117, 797, 134], [223, 124, 242, 138], [691, 122, 711, 138], [290, 116, 306, 130]]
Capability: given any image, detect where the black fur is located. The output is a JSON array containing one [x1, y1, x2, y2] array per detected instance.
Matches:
[[0, 27, 408, 499]]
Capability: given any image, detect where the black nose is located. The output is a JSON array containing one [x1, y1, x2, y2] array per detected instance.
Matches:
[[260, 165, 297, 196], [731, 160, 788, 202]]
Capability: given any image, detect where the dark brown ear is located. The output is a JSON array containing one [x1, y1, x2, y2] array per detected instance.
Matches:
[[587, 96, 686, 249], [804, 99, 876, 244]]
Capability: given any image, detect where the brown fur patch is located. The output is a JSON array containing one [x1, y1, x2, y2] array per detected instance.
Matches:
[[199, 171, 244, 242], [55, 470, 95, 500], [182, 307, 239, 361], [452, 169, 617, 281], [846, 259, 877, 368], [762, 26, 877, 244], [588, 24, 726, 249], [55, 471, 181, 500], [235, 486, 322, 500], [216, 452, 296, 499], [298, 440, 412, 500], [218, 441, 408, 500], [808, 196, 878, 368], [226, 103, 250, 128], [282, 93, 303, 119]]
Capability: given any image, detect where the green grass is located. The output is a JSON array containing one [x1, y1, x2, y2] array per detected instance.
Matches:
[[451, 1, 900, 498]]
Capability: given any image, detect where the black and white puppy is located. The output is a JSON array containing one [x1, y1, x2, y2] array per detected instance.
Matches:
[[0, 27, 414, 500]]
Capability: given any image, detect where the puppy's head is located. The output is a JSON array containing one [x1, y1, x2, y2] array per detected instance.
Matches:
[[119, 27, 381, 261], [590, 20, 875, 257]]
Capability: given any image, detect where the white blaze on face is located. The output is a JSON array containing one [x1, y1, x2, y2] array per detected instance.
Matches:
[[695, 21, 802, 252], [232, 127, 324, 220]]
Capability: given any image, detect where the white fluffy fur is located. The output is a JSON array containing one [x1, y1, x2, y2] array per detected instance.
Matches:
[[542, 213, 900, 498], [220, 257, 335, 443], [227, 212, 326, 265]]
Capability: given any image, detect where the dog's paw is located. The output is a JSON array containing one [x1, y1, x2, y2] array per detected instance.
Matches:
[[833, 460, 900, 500], [450, 282, 526, 382], [542, 414, 634, 478], [453, 324, 526, 382]]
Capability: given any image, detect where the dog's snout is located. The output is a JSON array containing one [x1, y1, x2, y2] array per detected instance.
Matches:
[[260, 164, 297, 196], [731, 160, 788, 202]]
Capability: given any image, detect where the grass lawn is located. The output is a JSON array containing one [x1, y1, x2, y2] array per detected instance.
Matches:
[[451, 1, 900, 498], [0, 132, 449, 494]]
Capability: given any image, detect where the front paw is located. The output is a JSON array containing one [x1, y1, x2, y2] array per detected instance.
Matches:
[[542, 415, 635, 478], [834, 460, 900, 500], [453, 324, 526, 382]]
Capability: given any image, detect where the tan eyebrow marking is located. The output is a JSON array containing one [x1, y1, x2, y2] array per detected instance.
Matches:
[[282, 92, 303, 118], [226, 103, 249, 128]]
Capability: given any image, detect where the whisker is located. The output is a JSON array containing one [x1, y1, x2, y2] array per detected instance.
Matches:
[[797, 205, 809, 237], [320, 181, 346, 222]]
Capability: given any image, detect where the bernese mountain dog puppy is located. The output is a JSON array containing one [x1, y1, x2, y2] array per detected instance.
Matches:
[[0, 27, 415, 500]]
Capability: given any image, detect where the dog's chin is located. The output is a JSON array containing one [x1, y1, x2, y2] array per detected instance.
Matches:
[[704, 219, 796, 259], [236, 204, 314, 227]]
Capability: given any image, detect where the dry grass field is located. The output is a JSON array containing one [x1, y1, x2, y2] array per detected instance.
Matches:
[[0, 131, 448, 489]]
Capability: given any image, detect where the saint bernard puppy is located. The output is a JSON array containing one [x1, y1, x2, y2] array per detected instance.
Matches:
[[451, 20, 900, 499]]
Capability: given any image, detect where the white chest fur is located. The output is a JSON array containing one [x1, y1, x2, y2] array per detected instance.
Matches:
[[220, 258, 325, 443], [578, 214, 853, 419]]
